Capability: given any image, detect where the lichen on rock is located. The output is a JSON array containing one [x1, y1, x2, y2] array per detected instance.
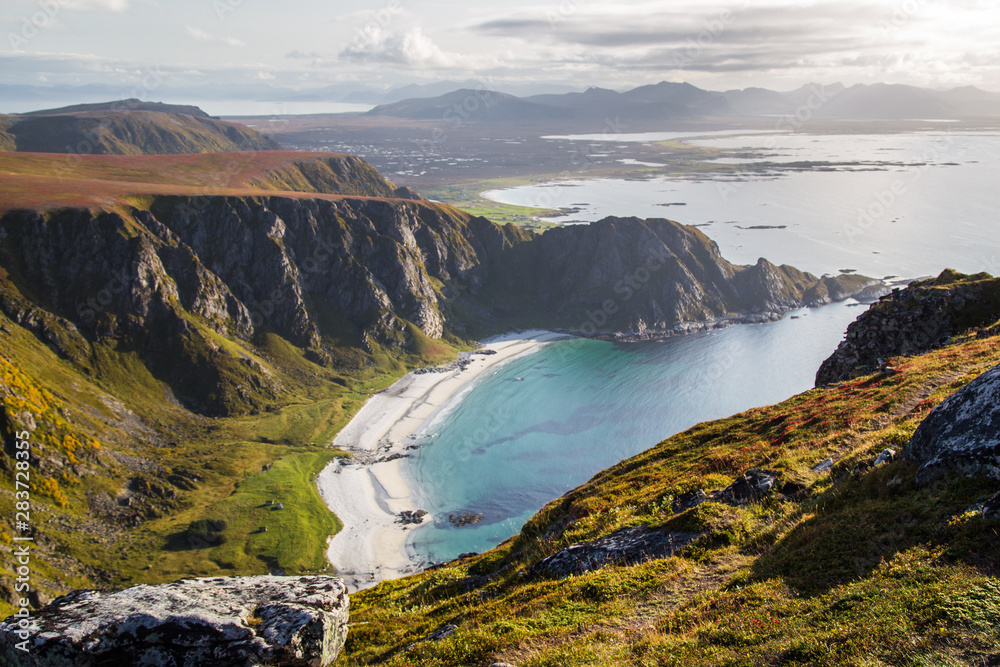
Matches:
[[0, 575, 349, 667]]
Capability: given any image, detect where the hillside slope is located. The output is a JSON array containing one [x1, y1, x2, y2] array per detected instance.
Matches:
[[343, 272, 1000, 666], [0, 151, 418, 211], [0, 100, 280, 155]]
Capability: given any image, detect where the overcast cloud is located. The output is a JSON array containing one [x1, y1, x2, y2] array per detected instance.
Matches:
[[1, 0, 998, 102]]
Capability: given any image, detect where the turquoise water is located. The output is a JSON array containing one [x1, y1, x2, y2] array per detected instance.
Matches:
[[407, 301, 864, 562]]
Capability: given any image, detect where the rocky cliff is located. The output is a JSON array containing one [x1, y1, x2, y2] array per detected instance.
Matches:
[[1, 202, 876, 416], [816, 270, 1000, 385], [0, 197, 525, 415], [905, 362, 1000, 484], [492, 216, 879, 337]]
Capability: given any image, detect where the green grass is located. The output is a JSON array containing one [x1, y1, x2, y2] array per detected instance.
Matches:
[[424, 182, 560, 231], [152, 450, 343, 578]]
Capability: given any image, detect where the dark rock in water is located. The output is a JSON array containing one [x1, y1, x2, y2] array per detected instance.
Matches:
[[449, 512, 484, 527], [0, 575, 349, 667], [397, 509, 428, 525], [672, 489, 708, 513], [714, 469, 778, 505], [529, 525, 699, 578], [905, 363, 1000, 484]]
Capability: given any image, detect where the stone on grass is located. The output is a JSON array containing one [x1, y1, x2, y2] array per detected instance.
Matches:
[[529, 525, 698, 579]]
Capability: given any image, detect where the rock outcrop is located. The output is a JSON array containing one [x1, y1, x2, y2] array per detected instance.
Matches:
[[494, 216, 879, 338], [0, 575, 349, 667], [817, 270, 1000, 385], [529, 525, 699, 578], [904, 363, 1000, 484], [714, 469, 779, 505]]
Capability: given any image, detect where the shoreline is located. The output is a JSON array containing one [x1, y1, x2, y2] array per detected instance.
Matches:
[[316, 329, 569, 592]]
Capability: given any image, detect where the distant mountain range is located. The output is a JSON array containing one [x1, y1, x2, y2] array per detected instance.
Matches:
[[367, 81, 1000, 123], [4, 81, 999, 120]]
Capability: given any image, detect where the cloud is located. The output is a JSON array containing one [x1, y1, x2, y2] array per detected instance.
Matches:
[[286, 50, 323, 59], [60, 0, 129, 11], [338, 27, 461, 68], [469, 0, 993, 83], [185, 25, 246, 47]]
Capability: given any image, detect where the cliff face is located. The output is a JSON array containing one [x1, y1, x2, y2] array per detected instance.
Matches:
[[816, 270, 1000, 385], [0, 197, 527, 415], [250, 155, 423, 199], [1, 202, 877, 416], [492, 217, 879, 337]]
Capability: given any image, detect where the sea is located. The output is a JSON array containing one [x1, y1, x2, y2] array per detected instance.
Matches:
[[405, 129, 1000, 564]]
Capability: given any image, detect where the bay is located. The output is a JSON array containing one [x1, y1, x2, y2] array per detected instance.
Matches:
[[407, 300, 864, 563]]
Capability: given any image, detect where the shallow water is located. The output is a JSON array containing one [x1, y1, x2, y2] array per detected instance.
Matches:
[[407, 301, 865, 562]]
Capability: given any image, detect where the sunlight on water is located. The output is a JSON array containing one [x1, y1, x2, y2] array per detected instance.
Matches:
[[484, 132, 1000, 278]]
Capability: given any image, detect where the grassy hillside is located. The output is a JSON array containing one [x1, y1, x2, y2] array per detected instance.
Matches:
[[0, 151, 413, 212], [343, 323, 1000, 666], [2, 108, 279, 155]]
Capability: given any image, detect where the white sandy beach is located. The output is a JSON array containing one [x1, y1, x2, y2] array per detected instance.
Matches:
[[316, 330, 569, 591]]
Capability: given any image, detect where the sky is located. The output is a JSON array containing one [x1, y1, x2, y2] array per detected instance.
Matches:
[[2, 0, 1000, 101]]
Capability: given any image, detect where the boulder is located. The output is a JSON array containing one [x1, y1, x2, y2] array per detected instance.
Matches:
[[905, 363, 1000, 484], [715, 469, 778, 505], [0, 575, 349, 667], [529, 525, 699, 578], [812, 458, 835, 472]]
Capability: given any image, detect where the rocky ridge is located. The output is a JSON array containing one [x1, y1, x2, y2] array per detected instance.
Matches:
[[816, 270, 1000, 385]]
